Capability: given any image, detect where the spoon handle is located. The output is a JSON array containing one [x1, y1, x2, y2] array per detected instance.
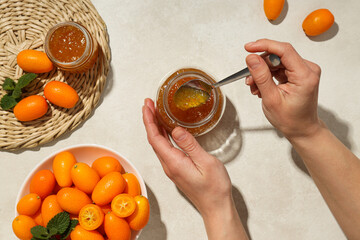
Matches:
[[212, 53, 281, 88]]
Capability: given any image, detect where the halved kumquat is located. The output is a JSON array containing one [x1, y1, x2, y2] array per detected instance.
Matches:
[[111, 193, 136, 218], [79, 204, 104, 231]]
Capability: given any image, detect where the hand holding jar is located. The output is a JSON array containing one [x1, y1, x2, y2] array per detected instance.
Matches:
[[142, 98, 248, 240]]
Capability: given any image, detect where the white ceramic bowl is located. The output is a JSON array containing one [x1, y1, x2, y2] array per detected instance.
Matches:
[[15, 144, 147, 240]]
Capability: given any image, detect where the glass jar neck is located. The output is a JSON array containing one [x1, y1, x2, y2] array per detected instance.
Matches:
[[162, 70, 220, 128], [44, 22, 93, 69]]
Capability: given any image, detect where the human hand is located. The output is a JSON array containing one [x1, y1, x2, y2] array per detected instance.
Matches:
[[142, 98, 233, 216], [244, 39, 322, 139], [142, 98, 248, 239]]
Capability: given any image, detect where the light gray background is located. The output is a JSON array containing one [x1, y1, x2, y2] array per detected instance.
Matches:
[[2, 0, 360, 239]]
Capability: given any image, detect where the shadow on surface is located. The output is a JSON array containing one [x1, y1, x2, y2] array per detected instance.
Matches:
[[176, 185, 252, 239], [308, 22, 339, 42], [196, 98, 242, 164], [140, 184, 167, 240], [232, 185, 252, 239], [291, 105, 353, 176], [268, 0, 288, 25]]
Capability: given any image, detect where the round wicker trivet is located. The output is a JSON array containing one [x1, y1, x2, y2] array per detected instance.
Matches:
[[0, 0, 111, 151]]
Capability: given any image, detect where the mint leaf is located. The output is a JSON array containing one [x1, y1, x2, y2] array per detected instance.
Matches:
[[1, 73, 38, 111], [3, 78, 16, 91], [30, 212, 77, 240], [61, 219, 78, 239], [48, 227, 58, 236], [30, 225, 49, 239], [0, 94, 18, 110], [17, 73, 37, 89], [11, 86, 22, 99], [47, 212, 69, 235]]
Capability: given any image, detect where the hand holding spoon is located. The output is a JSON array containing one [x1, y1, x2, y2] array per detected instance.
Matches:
[[174, 53, 281, 110]]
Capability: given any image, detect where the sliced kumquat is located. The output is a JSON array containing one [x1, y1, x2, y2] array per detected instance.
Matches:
[[111, 194, 136, 218], [79, 204, 104, 231]]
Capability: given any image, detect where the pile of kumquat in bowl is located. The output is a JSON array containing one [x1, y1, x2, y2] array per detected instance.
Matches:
[[13, 144, 149, 240]]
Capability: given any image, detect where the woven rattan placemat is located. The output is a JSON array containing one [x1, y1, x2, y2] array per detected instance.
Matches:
[[0, 0, 111, 151]]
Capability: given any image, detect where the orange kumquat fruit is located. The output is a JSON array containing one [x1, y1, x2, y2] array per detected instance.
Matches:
[[122, 172, 141, 197], [14, 95, 48, 122], [92, 156, 124, 178], [263, 0, 285, 20], [17, 193, 41, 216], [44, 81, 79, 108], [53, 151, 77, 187], [79, 204, 104, 231], [71, 162, 100, 194], [30, 169, 56, 200], [92, 171, 126, 206], [32, 209, 43, 226], [17, 49, 54, 73], [127, 195, 150, 231], [302, 9, 335, 36], [111, 194, 136, 218], [70, 225, 104, 240], [41, 195, 63, 227], [104, 212, 131, 240], [12, 215, 36, 240], [56, 187, 92, 215]]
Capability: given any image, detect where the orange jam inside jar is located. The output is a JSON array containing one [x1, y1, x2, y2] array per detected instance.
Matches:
[[156, 68, 225, 136], [44, 22, 99, 73]]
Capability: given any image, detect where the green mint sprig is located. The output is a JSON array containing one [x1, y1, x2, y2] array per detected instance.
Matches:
[[31, 212, 78, 240], [0, 73, 37, 110]]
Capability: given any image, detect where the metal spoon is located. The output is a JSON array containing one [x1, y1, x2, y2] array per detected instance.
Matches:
[[174, 53, 281, 110]]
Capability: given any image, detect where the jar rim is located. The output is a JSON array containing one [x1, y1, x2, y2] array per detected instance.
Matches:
[[44, 21, 92, 67], [162, 69, 221, 128]]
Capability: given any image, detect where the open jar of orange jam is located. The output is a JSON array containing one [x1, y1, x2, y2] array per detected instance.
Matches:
[[44, 22, 98, 73], [156, 68, 225, 136]]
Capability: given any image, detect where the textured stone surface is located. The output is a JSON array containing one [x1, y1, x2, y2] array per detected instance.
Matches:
[[2, 0, 360, 239]]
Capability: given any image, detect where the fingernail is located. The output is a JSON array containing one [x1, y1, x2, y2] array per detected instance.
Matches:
[[247, 55, 261, 70], [172, 127, 187, 141], [245, 76, 250, 85]]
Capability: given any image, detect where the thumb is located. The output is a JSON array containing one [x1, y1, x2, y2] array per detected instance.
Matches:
[[171, 127, 209, 161], [246, 54, 277, 99]]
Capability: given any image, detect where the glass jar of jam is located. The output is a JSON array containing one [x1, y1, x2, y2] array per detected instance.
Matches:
[[156, 68, 225, 137], [44, 22, 99, 73]]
